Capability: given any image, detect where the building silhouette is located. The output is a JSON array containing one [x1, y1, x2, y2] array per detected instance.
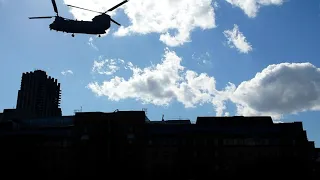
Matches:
[[0, 70, 320, 179], [16, 70, 62, 118], [0, 111, 319, 179]]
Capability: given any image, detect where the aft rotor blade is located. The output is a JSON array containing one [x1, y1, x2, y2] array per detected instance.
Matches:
[[105, 0, 128, 12], [29, 16, 55, 19], [110, 18, 121, 26], [51, 0, 59, 15], [66, 4, 103, 14]]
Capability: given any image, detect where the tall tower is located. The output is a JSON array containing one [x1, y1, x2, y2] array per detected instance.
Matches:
[[16, 70, 62, 118]]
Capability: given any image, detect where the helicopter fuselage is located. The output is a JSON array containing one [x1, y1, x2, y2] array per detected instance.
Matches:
[[29, 0, 128, 37], [49, 14, 111, 35]]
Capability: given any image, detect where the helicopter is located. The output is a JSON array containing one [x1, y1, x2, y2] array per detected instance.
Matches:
[[29, 0, 128, 37]]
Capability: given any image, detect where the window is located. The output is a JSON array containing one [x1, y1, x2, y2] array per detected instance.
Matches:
[[245, 138, 255, 146], [81, 134, 89, 141], [62, 140, 68, 148], [193, 151, 197, 157], [204, 139, 208, 146], [223, 139, 234, 145], [214, 139, 219, 145], [214, 151, 218, 157], [227, 139, 234, 145], [164, 151, 170, 158], [223, 139, 227, 145], [182, 139, 187, 145], [172, 139, 177, 146], [127, 134, 135, 139]]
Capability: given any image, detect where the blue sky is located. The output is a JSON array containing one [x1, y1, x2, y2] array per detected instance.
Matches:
[[1, 0, 320, 146]]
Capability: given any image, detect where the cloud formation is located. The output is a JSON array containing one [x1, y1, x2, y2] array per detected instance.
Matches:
[[223, 24, 252, 54], [88, 48, 226, 109], [192, 52, 212, 66], [88, 37, 98, 51], [225, 0, 285, 18], [92, 57, 125, 75], [61, 70, 73, 75], [230, 62, 320, 119], [88, 49, 320, 120], [63, 0, 216, 47]]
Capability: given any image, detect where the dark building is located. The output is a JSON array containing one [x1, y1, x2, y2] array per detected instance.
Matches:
[[146, 116, 317, 179], [313, 148, 320, 179], [0, 111, 318, 179], [16, 70, 62, 118]]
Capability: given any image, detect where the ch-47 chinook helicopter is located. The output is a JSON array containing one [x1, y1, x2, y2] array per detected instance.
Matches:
[[29, 0, 128, 37]]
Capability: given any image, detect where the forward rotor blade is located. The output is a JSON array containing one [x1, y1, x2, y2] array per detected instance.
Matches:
[[110, 18, 121, 26], [29, 16, 55, 19], [51, 0, 59, 15], [66, 4, 103, 14], [105, 0, 128, 12]]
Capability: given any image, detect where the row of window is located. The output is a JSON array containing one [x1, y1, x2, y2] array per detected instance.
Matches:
[[146, 138, 274, 146], [146, 148, 285, 160]]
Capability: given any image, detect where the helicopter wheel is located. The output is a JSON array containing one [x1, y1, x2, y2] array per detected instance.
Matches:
[[98, 35, 101, 37], [72, 34, 75, 37]]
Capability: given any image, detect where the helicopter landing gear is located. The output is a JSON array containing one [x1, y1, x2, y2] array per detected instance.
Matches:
[[98, 35, 101, 37], [71, 34, 75, 37]]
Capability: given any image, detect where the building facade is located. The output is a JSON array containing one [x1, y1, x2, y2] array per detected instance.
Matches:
[[16, 70, 62, 118], [0, 111, 318, 179]]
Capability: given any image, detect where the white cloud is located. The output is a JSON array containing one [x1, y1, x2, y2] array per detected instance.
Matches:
[[223, 24, 253, 54], [230, 62, 320, 120], [61, 70, 73, 75], [88, 50, 320, 121], [92, 57, 125, 75], [192, 52, 212, 66], [225, 0, 285, 18], [63, 0, 216, 47], [87, 48, 228, 113], [213, 1, 219, 8], [88, 37, 98, 51]]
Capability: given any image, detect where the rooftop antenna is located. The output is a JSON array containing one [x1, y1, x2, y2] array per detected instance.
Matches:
[[74, 106, 83, 114]]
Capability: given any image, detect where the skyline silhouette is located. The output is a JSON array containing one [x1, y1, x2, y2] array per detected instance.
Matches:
[[0, 70, 319, 179], [1, 69, 320, 148]]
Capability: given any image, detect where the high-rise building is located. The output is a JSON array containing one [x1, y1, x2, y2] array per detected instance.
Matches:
[[16, 70, 62, 118]]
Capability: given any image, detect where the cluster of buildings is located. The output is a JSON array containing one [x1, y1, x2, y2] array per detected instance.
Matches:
[[0, 70, 320, 179]]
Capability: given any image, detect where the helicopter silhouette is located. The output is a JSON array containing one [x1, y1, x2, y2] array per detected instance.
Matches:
[[29, 0, 128, 37]]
